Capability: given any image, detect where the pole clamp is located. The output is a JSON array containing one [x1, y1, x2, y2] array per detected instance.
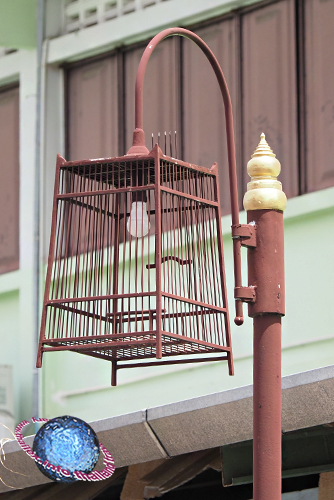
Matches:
[[234, 286, 256, 303], [232, 224, 257, 248]]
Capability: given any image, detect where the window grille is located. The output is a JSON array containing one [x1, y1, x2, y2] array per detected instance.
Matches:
[[63, 0, 169, 34]]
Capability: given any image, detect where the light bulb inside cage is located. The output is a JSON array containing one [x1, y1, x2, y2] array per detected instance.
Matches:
[[127, 201, 150, 238]]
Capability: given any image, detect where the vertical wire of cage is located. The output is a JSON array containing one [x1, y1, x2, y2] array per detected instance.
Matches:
[[37, 145, 233, 385]]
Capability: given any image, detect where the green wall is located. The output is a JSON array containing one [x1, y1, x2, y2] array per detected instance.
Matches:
[[41, 187, 334, 423], [0, 0, 36, 49]]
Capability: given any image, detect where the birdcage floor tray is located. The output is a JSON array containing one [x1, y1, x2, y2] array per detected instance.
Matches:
[[41, 330, 230, 362]]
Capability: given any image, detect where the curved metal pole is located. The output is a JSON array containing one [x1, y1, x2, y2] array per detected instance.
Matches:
[[127, 27, 244, 325]]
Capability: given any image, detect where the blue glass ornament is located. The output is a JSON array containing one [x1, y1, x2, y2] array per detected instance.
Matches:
[[33, 415, 100, 482]]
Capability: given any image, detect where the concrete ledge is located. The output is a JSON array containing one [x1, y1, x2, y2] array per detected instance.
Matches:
[[147, 385, 253, 456], [91, 410, 167, 467], [1, 365, 334, 493], [148, 365, 334, 456]]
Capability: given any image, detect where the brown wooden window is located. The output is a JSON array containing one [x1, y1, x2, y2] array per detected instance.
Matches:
[[66, 55, 119, 161], [182, 18, 240, 215], [241, 0, 298, 199], [0, 85, 19, 274], [124, 37, 181, 153], [305, 0, 334, 192], [65, 0, 334, 215]]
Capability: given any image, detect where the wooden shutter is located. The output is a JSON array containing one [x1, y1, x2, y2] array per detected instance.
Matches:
[[66, 57, 119, 253], [125, 37, 180, 153], [305, 0, 334, 192], [182, 19, 239, 215], [67, 55, 119, 160], [242, 0, 298, 199], [0, 86, 19, 274], [124, 38, 180, 240]]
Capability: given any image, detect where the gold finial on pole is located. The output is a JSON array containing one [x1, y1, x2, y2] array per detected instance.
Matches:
[[243, 133, 287, 212]]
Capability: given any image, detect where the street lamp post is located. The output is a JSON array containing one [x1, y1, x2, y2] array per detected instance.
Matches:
[[243, 134, 287, 500]]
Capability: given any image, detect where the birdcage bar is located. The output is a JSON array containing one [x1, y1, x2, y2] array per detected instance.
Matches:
[[115, 355, 229, 369], [154, 145, 163, 360]]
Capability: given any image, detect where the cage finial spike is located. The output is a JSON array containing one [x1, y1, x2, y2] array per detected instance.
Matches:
[[252, 132, 275, 158]]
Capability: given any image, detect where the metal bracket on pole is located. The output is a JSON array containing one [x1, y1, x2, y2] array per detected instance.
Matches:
[[234, 286, 256, 303], [232, 224, 257, 248], [232, 224, 257, 304]]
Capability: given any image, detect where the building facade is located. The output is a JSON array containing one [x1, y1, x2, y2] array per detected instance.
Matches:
[[0, 0, 333, 496]]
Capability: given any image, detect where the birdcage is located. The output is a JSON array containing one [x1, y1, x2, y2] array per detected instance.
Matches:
[[37, 145, 233, 385], [36, 26, 249, 385]]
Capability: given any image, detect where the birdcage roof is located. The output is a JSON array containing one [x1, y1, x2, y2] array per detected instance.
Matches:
[[61, 150, 216, 186]]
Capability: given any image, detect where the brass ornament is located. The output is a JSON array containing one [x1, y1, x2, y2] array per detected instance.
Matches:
[[243, 133, 287, 212]]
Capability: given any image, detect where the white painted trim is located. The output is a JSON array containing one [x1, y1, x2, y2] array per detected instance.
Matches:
[[284, 185, 334, 220], [0, 51, 20, 86], [0, 48, 39, 424], [0, 270, 21, 295]]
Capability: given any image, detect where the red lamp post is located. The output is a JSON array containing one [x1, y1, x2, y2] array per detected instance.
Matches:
[[243, 133, 287, 500], [37, 27, 287, 500]]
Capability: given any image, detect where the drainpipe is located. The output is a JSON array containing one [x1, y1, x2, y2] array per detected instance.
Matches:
[[33, 0, 45, 426]]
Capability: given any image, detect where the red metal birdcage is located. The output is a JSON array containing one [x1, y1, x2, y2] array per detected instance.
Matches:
[[37, 27, 248, 385], [37, 147, 233, 385]]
